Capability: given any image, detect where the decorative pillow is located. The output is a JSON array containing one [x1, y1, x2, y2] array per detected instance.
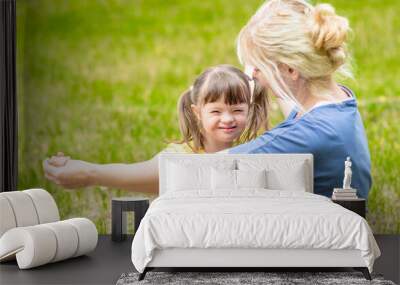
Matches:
[[211, 169, 267, 191], [236, 169, 267, 189], [211, 168, 236, 190]]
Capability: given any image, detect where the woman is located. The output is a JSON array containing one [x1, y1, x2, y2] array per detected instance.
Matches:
[[229, 0, 371, 199]]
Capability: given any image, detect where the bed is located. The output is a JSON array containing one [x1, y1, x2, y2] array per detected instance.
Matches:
[[131, 154, 380, 281]]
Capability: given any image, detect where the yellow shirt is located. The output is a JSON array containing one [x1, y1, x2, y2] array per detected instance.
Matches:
[[163, 143, 204, 154]]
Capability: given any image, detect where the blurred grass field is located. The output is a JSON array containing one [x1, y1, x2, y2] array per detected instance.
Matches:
[[16, 0, 399, 234]]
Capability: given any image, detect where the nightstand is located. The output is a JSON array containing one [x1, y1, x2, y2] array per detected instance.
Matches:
[[111, 197, 149, 242], [331, 198, 366, 218]]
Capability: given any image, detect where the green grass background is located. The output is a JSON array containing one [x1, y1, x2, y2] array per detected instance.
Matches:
[[16, 0, 400, 234]]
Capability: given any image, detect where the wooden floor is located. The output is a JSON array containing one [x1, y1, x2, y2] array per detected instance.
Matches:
[[0, 235, 398, 285], [0, 236, 134, 285]]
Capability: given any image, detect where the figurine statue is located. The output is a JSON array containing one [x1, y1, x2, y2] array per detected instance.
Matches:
[[342, 157, 352, 189]]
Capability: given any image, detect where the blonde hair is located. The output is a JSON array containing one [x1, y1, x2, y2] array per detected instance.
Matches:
[[237, 0, 352, 108], [178, 64, 269, 152]]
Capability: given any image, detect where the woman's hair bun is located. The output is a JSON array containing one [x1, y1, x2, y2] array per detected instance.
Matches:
[[309, 3, 349, 67], [310, 4, 349, 51]]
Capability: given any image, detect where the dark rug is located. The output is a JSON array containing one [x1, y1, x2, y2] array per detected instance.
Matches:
[[116, 271, 396, 285]]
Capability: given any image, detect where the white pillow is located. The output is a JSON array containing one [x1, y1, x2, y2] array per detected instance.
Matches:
[[166, 160, 235, 192], [236, 169, 267, 189], [266, 167, 306, 191], [211, 169, 267, 191], [238, 159, 309, 192]]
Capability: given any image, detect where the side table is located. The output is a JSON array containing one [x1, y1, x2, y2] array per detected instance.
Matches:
[[331, 198, 366, 218], [112, 197, 149, 242]]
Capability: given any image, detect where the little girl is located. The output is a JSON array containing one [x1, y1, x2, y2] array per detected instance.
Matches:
[[43, 64, 269, 194]]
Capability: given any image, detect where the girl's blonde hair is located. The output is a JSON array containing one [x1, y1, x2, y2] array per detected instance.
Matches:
[[237, 0, 352, 109], [178, 64, 269, 152]]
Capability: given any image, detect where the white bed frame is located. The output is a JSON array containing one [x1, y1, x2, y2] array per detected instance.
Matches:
[[148, 248, 365, 268], [138, 154, 371, 280]]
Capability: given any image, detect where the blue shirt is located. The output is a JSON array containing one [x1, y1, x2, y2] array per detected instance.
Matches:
[[229, 87, 371, 199]]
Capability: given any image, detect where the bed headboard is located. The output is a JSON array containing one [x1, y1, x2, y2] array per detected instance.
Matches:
[[158, 153, 313, 195]]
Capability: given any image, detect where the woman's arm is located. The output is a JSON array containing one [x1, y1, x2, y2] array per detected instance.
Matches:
[[43, 155, 159, 195]]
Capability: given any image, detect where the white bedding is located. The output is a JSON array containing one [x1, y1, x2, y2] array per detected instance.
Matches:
[[131, 190, 380, 273]]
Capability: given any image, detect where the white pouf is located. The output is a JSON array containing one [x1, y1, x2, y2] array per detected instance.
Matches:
[[0, 189, 98, 269]]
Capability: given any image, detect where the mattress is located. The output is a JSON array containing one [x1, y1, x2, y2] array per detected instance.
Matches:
[[131, 190, 380, 273]]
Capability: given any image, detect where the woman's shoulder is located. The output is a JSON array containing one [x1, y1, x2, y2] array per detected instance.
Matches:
[[231, 109, 334, 153]]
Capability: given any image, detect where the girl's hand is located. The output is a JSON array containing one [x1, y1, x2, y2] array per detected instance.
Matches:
[[43, 158, 94, 189], [49, 152, 70, 167]]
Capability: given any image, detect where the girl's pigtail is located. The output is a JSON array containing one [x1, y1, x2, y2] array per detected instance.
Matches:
[[177, 88, 202, 152], [241, 80, 269, 142]]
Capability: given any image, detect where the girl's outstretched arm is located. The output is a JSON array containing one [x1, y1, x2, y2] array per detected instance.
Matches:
[[43, 155, 159, 195]]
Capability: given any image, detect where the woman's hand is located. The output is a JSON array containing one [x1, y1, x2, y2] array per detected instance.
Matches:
[[43, 156, 94, 189]]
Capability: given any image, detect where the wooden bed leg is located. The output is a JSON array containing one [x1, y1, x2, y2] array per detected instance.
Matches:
[[138, 268, 148, 281], [354, 267, 372, 280], [362, 267, 372, 280]]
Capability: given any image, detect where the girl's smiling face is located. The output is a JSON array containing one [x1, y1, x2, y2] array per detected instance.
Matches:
[[192, 98, 248, 151]]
